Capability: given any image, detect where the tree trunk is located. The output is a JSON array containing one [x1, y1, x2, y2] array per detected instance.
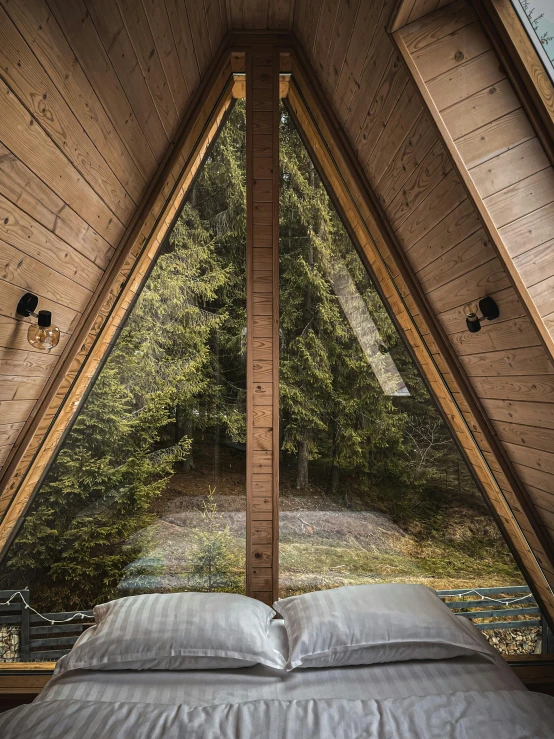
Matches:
[[329, 420, 340, 496], [182, 414, 195, 473], [296, 438, 309, 490], [295, 168, 316, 493], [329, 463, 340, 496]]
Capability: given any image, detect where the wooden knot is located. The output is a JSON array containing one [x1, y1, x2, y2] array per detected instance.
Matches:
[[454, 51, 465, 62]]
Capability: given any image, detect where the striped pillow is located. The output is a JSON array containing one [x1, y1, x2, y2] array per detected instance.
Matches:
[[56, 592, 286, 672], [274, 584, 496, 670]]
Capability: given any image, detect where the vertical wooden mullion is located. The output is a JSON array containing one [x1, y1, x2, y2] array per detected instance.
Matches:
[[246, 47, 279, 605], [271, 47, 280, 604]]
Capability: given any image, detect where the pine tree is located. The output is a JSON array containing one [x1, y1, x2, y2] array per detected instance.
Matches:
[[278, 105, 468, 499], [188, 487, 242, 592], [2, 104, 247, 610], [1, 100, 483, 612]]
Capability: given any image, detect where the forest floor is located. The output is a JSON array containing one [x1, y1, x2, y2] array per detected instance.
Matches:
[[133, 452, 539, 655], [139, 444, 524, 596]]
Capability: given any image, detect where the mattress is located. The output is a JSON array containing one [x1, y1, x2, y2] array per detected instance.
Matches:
[[36, 619, 523, 708], [4, 620, 552, 739]]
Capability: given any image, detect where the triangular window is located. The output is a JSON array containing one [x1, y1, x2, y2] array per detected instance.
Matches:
[[0, 93, 546, 664]]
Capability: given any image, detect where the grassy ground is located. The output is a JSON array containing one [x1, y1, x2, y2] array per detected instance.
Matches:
[[138, 441, 523, 597]]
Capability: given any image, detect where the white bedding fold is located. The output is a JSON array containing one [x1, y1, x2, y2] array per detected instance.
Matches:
[[1, 691, 553, 739]]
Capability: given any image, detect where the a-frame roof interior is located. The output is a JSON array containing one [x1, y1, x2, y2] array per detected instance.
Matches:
[[1, 0, 554, 624]]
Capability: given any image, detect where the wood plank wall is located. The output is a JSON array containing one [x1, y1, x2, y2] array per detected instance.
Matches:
[[0, 56, 235, 553], [1, 0, 554, 612], [0, 0, 228, 477], [391, 0, 554, 555], [227, 0, 294, 29], [246, 49, 280, 605], [397, 0, 554, 340], [291, 0, 554, 613]]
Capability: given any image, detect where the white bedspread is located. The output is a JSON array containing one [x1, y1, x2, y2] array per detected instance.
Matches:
[[1, 691, 554, 738], [34, 620, 523, 707], [2, 621, 551, 738]]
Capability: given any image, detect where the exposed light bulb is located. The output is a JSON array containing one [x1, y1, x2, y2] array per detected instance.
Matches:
[[463, 302, 479, 318], [27, 310, 60, 351], [463, 302, 481, 334]]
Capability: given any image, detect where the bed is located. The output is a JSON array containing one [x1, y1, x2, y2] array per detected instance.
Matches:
[[1, 588, 553, 737]]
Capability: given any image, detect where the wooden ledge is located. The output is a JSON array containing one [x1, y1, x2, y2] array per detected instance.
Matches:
[[506, 654, 554, 695]]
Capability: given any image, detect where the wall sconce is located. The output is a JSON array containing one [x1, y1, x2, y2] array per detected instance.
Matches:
[[16, 292, 60, 351], [463, 297, 500, 333]]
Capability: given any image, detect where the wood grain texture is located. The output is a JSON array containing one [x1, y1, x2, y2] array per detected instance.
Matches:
[[481, 0, 554, 144], [2, 0, 149, 200], [0, 49, 234, 557], [246, 47, 279, 603], [399, 0, 554, 341], [393, 1, 554, 587], [287, 44, 554, 622], [0, 0, 227, 483], [0, 0, 554, 624]]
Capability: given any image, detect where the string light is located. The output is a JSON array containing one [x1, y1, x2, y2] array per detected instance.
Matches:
[[443, 589, 533, 607], [0, 589, 533, 627], [0, 591, 92, 625]]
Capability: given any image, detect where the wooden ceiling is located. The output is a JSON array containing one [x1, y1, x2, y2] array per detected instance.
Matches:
[[1, 0, 554, 617]]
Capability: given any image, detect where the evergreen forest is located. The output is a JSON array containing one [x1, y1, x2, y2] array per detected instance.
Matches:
[[0, 101, 523, 614]]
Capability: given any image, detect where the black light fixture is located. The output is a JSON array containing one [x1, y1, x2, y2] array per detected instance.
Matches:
[[463, 296, 500, 333], [16, 292, 60, 351]]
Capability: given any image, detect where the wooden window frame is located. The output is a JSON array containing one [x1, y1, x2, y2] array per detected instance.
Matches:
[[0, 49, 237, 554], [0, 33, 552, 631]]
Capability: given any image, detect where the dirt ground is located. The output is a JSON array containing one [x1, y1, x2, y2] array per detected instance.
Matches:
[[119, 443, 534, 655]]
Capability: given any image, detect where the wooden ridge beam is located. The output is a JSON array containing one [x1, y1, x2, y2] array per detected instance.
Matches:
[[245, 46, 280, 605]]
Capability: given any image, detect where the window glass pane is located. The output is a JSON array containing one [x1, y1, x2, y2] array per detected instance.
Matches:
[[511, 0, 554, 81], [278, 104, 540, 655], [0, 101, 247, 662]]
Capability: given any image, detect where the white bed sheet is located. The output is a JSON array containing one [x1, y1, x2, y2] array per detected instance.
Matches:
[[36, 620, 523, 708]]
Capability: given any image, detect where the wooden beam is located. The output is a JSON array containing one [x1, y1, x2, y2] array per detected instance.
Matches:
[[287, 44, 554, 625], [246, 46, 280, 606], [0, 48, 235, 555]]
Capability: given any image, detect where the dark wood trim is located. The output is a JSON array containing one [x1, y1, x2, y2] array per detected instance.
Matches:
[[508, 654, 554, 695]]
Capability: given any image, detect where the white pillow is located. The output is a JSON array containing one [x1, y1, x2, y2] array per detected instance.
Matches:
[[273, 583, 496, 670], [56, 592, 286, 673]]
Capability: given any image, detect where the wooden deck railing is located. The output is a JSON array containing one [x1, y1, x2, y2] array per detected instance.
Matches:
[[0, 590, 94, 662], [1, 586, 552, 662], [436, 585, 554, 652]]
